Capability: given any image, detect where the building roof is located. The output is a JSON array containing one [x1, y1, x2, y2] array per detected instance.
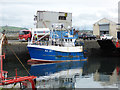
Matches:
[[37, 10, 72, 14], [94, 18, 117, 25]]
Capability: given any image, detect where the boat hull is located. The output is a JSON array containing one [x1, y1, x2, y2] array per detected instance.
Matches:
[[27, 45, 87, 62]]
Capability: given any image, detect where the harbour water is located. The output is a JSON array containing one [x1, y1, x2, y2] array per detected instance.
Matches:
[[2, 41, 120, 89], [30, 56, 120, 89]]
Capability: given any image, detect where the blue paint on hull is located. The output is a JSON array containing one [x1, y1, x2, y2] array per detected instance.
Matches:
[[29, 61, 87, 76], [27, 46, 86, 61]]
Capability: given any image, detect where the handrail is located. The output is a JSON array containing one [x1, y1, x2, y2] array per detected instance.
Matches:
[[37, 32, 50, 42]]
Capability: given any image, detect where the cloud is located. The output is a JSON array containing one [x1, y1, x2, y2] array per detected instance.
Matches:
[[0, 0, 119, 29], [72, 6, 118, 30]]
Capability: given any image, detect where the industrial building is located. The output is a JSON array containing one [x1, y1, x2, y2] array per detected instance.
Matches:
[[34, 11, 72, 30], [93, 18, 118, 39], [117, 1, 120, 39]]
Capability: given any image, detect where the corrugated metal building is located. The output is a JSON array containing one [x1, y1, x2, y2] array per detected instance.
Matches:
[[34, 11, 72, 30], [117, 1, 120, 39], [93, 18, 117, 39]]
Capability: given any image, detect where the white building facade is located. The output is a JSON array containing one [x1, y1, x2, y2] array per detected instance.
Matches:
[[34, 11, 72, 30], [93, 18, 117, 39]]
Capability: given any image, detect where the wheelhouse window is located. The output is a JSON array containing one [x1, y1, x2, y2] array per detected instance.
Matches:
[[59, 16, 66, 20]]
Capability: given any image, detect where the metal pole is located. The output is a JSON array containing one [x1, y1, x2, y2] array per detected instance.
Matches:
[[0, 56, 2, 80], [0, 34, 5, 80], [0, 35, 4, 80]]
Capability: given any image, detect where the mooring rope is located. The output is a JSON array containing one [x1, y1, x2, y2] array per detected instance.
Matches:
[[3, 35, 31, 76], [7, 43, 31, 76]]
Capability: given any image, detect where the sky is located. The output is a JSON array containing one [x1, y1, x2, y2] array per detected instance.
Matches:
[[0, 0, 119, 30]]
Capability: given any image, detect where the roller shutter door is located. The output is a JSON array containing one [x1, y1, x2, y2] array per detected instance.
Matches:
[[99, 24, 109, 31], [117, 32, 120, 39]]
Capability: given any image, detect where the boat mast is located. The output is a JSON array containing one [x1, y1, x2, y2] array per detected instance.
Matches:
[[61, 24, 63, 46]]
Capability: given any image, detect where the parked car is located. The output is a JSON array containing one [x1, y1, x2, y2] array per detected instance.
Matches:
[[78, 33, 87, 40], [82, 33, 88, 40], [78, 35, 83, 39], [100, 34, 113, 40], [87, 34, 96, 40], [78, 34, 96, 40]]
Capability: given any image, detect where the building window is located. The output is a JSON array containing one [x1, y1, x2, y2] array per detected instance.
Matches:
[[59, 16, 66, 20]]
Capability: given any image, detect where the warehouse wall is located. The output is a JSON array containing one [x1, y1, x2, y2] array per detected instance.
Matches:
[[93, 18, 117, 39], [93, 24, 99, 36]]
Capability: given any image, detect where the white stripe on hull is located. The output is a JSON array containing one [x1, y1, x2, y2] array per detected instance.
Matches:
[[28, 58, 87, 63], [27, 45, 83, 52]]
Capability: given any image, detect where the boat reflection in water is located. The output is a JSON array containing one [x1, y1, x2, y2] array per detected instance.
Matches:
[[29, 60, 87, 88], [29, 60, 87, 76], [29, 56, 120, 89]]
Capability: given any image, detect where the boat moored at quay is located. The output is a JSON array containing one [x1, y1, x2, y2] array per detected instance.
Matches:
[[27, 25, 87, 63]]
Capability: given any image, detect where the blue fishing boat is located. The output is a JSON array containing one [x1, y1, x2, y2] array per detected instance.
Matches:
[[27, 25, 87, 63]]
